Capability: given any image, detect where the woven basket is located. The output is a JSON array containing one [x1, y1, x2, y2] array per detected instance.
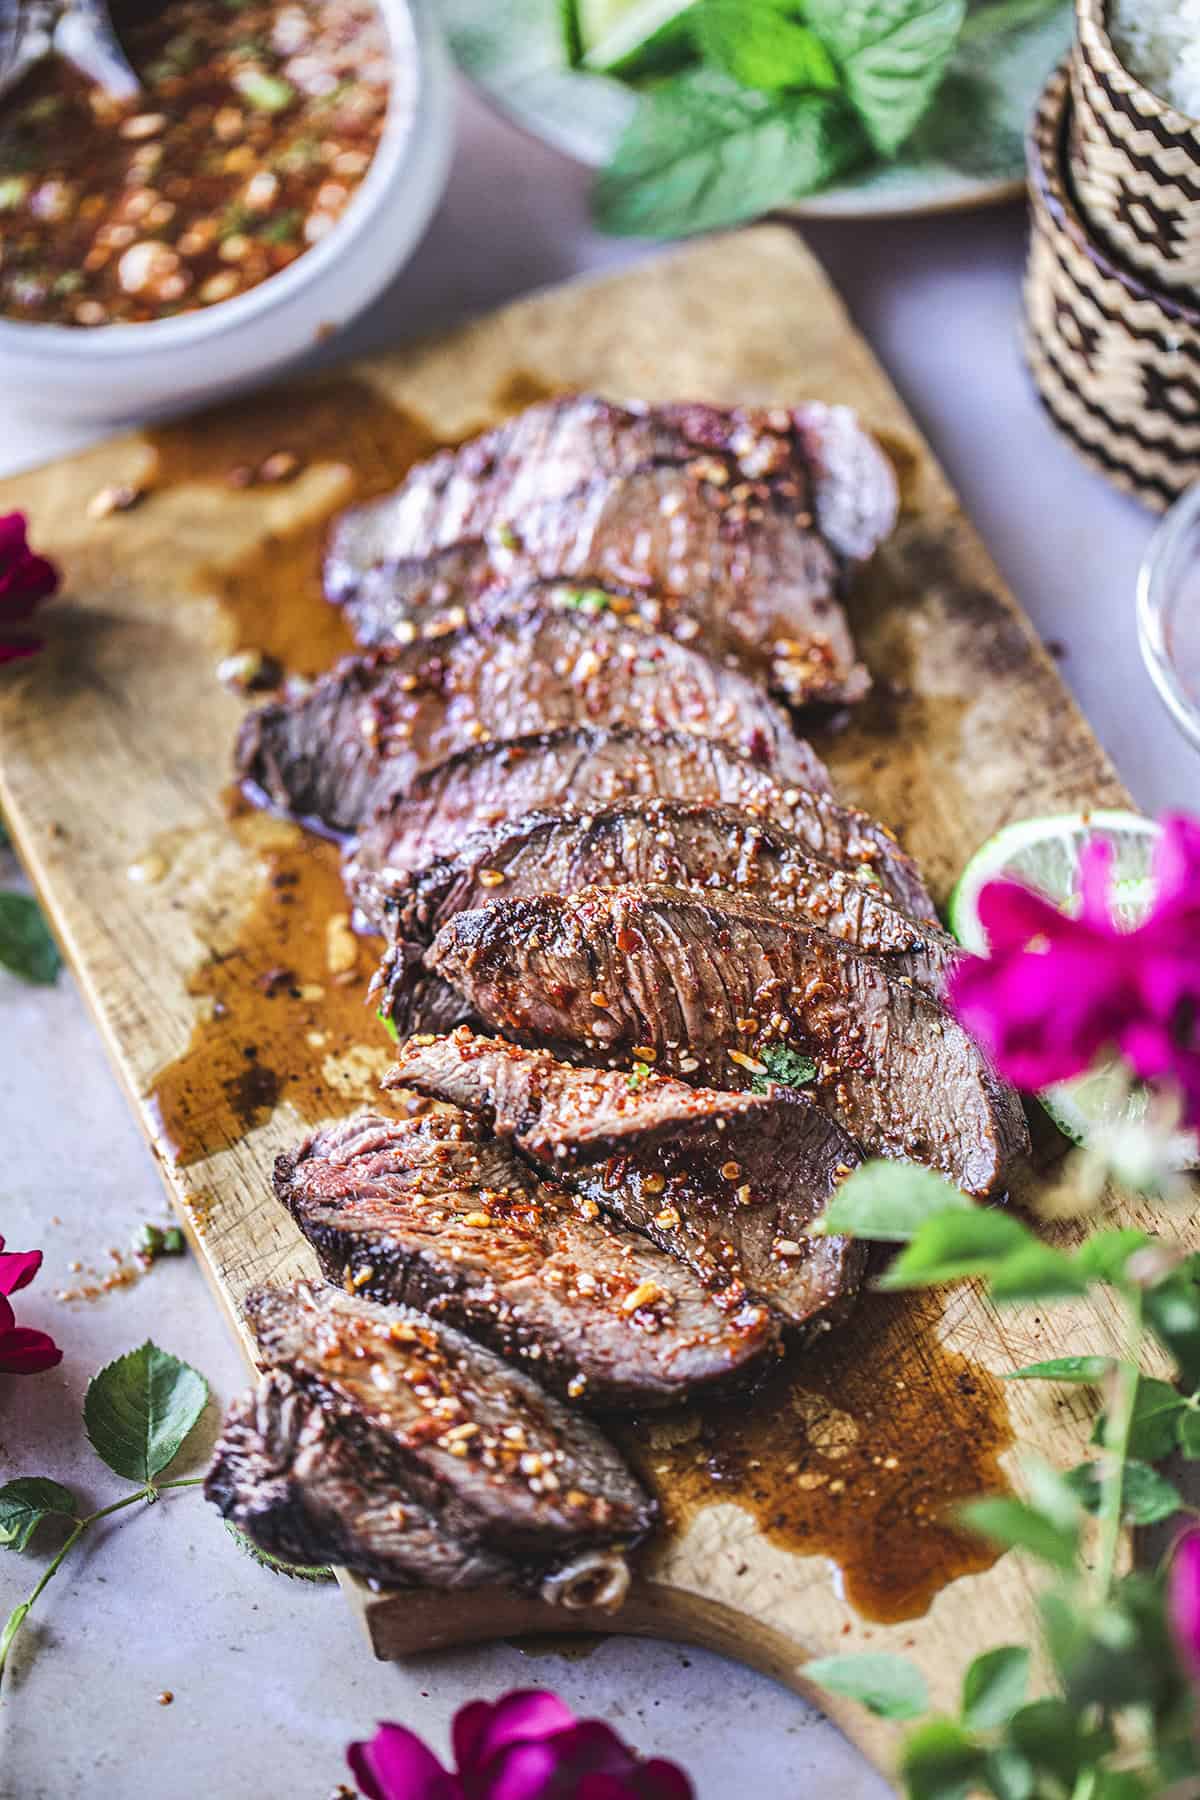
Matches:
[[1070, 0, 1200, 295], [1024, 63, 1200, 511]]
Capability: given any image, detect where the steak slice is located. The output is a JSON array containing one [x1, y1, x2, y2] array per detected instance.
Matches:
[[345, 725, 934, 927], [385, 1031, 866, 1333], [376, 802, 956, 1002], [275, 1109, 777, 1407], [426, 886, 1030, 1198], [236, 605, 820, 839], [341, 501, 863, 708], [325, 394, 896, 602], [239, 1281, 654, 1560], [206, 1368, 511, 1587]]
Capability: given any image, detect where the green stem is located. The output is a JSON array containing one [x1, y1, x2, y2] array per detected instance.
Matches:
[[0, 1479, 203, 1690], [1095, 1288, 1144, 1603]]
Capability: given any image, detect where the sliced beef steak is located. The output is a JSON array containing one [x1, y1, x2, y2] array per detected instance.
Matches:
[[326, 394, 896, 603], [345, 725, 934, 928], [427, 886, 1029, 1198], [276, 1109, 777, 1407], [385, 1031, 866, 1332], [385, 1029, 766, 1163], [236, 606, 820, 839], [206, 1368, 511, 1587], [336, 476, 867, 709], [236, 1282, 654, 1564], [377, 802, 956, 1001]]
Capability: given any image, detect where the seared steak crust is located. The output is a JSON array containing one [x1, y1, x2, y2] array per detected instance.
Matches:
[[275, 1110, 777, 1407], [378, 802, 956, 997], [346, 725, 934, 928], [325, 394, 897, 601], [385, 1031, 866, 1332], [237, 604, 821, 839], [241, 1281, 654, 1557], [205, 1369, 511, 1586], [326, 395, 897, 709], [426, 886, 1029, 1197]]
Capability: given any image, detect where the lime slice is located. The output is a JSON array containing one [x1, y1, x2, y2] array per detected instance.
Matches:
[[948, 811, 1198, 1170], [575, 0, 699, 77]]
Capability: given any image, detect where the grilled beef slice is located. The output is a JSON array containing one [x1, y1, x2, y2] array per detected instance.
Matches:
[[426, 886, 1029, 1198], [229, 1281, 655, 1565], [377, 802, 956, 1002], [236, 605, 821, 839], [206, 1368, 511, 1586], [326, 395, 898, 708], [326, 394, 896, 605], [275, 1109, 777, 1407], [385, 1031, 866, 1332], [338, 493, 863, 709], [345, 725, 934, 927], [325, 396, 892, 604]]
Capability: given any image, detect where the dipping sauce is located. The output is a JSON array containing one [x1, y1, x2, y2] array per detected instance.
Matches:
[[0, 0, 392, 326]]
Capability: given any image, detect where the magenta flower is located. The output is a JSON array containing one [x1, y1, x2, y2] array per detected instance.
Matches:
[[949, 814, 1200, 1125], [348, 1689, 694, 1800], [1169, 1529, 1200, 1681], [0, 512, 59, 666], [0, 1235, 62, 1375]]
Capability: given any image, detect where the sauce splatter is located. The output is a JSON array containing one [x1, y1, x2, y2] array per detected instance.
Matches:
[[144, 377, 446, 676], [619, 1290, 1011, 1623], [146, 809, 388, 1167]]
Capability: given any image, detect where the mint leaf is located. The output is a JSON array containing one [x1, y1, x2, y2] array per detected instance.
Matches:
[[377, 1005, 399, 1044], [815, 1159, 974, 1241], [899, 1718, 985, 1800], [1092, 1376, 1183, 1462], [697, 0, 838, 93], [1007, 1699, 1097, 1788], [987, 1242, 1092, 1304], [876, 1209, 1033, 1287], [1176, 1404, 1200, 1458], [0, 892, 61, 985], [1073, 1227, 1152, 1284], [0, 1479, 76, 1552], [804, 1650, 928, 1719], [751, 1043, 817, 1094], [961, 1645, 1029, 1731], [877, 1210, 1090, 1300], [84, 1342, 208, 1484], [799, 0, 966, 155], [1005, 1355, 1113, 1384], [592, 68, 865, 237], [1064, 1459, 1182, 1525], [1144, 1260, 1200, 1388], [982, 1746, 1036, 1800], [960, 1496, 1078, 1572]]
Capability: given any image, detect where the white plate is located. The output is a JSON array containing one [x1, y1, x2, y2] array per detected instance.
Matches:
[[444, 0, 1072, 221]]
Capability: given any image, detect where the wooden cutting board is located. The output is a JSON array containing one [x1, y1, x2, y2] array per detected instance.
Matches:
[[0, 225, 1152, 1778]]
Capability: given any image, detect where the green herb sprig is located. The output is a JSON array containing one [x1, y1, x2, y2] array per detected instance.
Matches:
[[803, 1161, 1200, 1796], [0, 1343, 209, 1688], [580, 0, 1062, 235]]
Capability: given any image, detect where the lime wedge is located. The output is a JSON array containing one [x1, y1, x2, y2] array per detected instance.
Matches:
[[575, 0, 699, 77], [948, 811, 1198, 1169]]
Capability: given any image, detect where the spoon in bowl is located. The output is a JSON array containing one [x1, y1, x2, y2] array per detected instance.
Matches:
[[0, 0, 140, 103]]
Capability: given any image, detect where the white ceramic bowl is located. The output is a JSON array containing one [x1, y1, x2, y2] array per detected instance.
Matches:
[[0, 0, 453, 423]]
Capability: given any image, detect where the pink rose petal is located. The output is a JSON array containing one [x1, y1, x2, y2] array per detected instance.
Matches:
[[348, 1723, 461, 1800], [0, 1246, 43, 1296], [0, 1325, 63, 1375]]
